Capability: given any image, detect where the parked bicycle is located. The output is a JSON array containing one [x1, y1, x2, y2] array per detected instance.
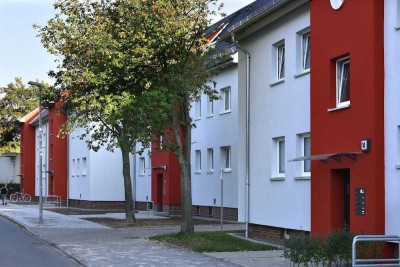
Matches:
[[9, 191, 31, 202]]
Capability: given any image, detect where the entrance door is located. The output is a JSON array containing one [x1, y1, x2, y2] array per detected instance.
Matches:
[[331, 168, 350, 229]]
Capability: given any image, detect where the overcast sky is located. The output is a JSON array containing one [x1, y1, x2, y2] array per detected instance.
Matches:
[[0, 0, 255, 87]]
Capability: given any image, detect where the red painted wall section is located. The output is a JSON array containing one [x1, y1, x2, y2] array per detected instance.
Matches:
[[47, 101, 68, 199], [19, 109, 39, 195], [310, 0, 384, 236], [151, 138, 181, 207]]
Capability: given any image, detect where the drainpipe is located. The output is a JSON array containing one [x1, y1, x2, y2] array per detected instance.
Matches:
[[132, 145, 137, 211], [231, 33, 251, 238], [66, 135, 69, 207]]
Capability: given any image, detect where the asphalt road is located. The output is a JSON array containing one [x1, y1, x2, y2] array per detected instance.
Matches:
[[0, 216, 79, 267]]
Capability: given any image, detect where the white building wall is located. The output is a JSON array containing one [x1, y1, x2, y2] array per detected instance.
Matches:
[[68, 127, 150, 203], [35, 122, 49, 197], [384, 0, 400, 236], [0, 155, 20, 183], [134, 143, 152, 203], [239, 4, 311, 231], [191, 63, 241, 214]]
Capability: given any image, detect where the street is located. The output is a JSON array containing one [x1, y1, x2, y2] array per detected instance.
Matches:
[[0, 216, 78, 267]]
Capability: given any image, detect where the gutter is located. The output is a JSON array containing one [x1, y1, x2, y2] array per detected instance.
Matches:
[[231, 33, 251, 238]]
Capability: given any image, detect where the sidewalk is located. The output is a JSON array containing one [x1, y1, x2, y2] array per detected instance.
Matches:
[[0, 203, 289, 267]]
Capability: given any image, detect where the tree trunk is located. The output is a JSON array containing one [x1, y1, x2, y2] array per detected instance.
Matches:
[[121, 145, 135, 223], [172, 96, 194, 234]]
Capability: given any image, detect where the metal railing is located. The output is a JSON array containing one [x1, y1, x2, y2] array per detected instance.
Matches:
[[352, 235, 400, 267], [146, 201, 154, 217]]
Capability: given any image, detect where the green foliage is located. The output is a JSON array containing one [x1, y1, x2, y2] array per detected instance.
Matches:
[[150, 231, 277, 253], [284, 228, 385, 267], [0, 78, 38, 154]]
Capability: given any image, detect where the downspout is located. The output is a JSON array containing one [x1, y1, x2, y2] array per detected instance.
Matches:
[[231, 33, 251, 238]]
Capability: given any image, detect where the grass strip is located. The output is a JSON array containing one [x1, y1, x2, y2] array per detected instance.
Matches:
[[150, 231, 277, 253]]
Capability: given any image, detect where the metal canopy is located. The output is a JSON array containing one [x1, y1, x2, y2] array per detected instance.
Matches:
[[288, 152, 362, 163]]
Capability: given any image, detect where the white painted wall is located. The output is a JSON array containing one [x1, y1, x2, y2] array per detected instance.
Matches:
[[35, 121, 49, 196], [384, 0, 400, 236], [133, 143, 152, 203], [191, 61, 243, 218], [68, 127, 151, 203], [238, 4, 311, 231], [0, 155, 20, 183]]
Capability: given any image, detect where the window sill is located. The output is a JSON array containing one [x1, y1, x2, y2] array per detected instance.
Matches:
[[206, 115, 214, 118], [270, 177, 285, 181], [294, 70, 310, 78], [220, 110, 231, 115], [206, 170, 214, 174], [395, 26, 400, 31], [223, 168, 232, 173], [396, 164, 400, 170], [194, 171, 202, 174], [138, 174, 146, 177], [270, 79, 285, 87], [194, 117, 201, 121], [294, 176, 310, 181], [327, 104, 350, 112]]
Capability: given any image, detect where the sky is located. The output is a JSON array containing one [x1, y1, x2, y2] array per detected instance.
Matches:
[[0, 0, 255, 88]]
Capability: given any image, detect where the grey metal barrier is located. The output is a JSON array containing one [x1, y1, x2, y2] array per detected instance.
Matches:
[[352, 235, 400, 267]]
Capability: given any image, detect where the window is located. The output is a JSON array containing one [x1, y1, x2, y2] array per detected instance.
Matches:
[[276, 42, 285, 80], [72, 159, 76, 177], [81, 157, 87, 176], [207, 148, 214, 173], [207, 96, 213, 117], [195, 98, 201, 119], [397, 0, 400, 29], [302, 136, 311, 175], [159, 135, 163, 150], [397, 126, 400, 168], [302, 32, 310, 71], [336, 57, 350, 108], [276, 138, 285, 177], [221, 146, 231, 171], [221, 87, 231, 113], [139, 157, 145, 175], [195, 150, 201, 173], [77, 158, 81, 177]]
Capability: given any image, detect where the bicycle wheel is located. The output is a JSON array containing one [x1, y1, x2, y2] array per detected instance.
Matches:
[[9, 194, 18, 202], [23, 194, 31, 202]]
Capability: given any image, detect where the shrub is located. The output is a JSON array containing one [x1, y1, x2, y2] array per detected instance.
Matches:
[[0, 183, 20, 194]]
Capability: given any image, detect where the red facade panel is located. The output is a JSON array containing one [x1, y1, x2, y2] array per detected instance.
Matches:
[[310, 0, 384, 235]]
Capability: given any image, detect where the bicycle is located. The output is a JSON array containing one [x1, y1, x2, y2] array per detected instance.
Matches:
[[9, 191, 31, 202]]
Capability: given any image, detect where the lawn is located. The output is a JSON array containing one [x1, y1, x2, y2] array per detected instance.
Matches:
[[150, 231, 278, 253]]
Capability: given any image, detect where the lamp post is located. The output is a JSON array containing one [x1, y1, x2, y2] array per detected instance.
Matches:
[[28, 81, 43, 224]]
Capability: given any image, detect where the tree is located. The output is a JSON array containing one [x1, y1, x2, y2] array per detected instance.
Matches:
[[0, 78, 38, 154], [36, 0, 221, 232]]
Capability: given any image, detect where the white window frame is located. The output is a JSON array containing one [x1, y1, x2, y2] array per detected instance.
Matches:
[[195, 98, 201, 120], [277, 138, 285, 177], [302, 135, 311, 176], [221, 87, 231, 113], [302, 32, 310, 71], [139, 157, 145, 175], [276, 42, 285, 81], [221, 146, 231, 172], [207, 95, 214, 117], [72, 159, 76, 177], [195, 150, 201, 173], [397, 0, 400, 29], [397, 126, 400, 169], [336, 57, 350, 108], [76, 158, 80, 177], [207, 148, 214, 173]]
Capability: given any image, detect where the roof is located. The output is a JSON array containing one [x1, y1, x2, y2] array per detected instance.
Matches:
[[19, 108, 39, 123], [29, 109, 49, 127]]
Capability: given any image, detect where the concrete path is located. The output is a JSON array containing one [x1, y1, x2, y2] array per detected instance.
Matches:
[[0, 203, 289, 267]]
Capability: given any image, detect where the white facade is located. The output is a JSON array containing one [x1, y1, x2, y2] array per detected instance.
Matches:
[[0, 154, 20, 183], [191, 57, 245, 221], [134, 143, 152, 203], [384, 0, 400, 236], [68, 128, 151, 203], [34, 121, 49, 196], [237, 3, 311, 231]]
